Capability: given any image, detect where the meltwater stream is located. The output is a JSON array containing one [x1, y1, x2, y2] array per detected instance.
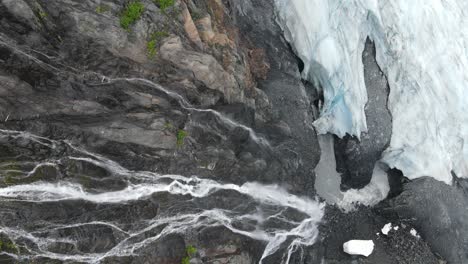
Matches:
[[0, 130, 323, 263]]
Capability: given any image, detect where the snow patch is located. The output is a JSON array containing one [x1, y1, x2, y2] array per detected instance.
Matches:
[[381, 223, 392, 235], [410, 228, 420, 238], [343, 240, 374, 257]]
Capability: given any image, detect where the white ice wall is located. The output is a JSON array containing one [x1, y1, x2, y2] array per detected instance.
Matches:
[[275, 0, 468, 184]]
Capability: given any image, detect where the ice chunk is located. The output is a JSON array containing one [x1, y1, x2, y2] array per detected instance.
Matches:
[[381, 223, 392, 235], [410, 228, 420, 238], [393, 226, 399, 231], [338, 164, 390, 211], [274, 0, 468, 183], [343, 240, 374, 257]]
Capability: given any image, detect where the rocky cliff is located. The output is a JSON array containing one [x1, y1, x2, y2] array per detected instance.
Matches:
[[0, 0, 463, 263]]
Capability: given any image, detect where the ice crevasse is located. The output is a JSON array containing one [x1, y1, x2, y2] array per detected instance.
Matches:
[[274, 0, 468, 184]]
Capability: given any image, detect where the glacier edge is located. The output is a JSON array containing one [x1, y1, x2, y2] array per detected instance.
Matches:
[[274, 0, 468, 184]]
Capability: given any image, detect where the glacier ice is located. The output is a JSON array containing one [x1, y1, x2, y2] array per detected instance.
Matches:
[[274, 0, 468, 184]]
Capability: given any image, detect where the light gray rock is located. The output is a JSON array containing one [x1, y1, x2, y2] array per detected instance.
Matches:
[[160, 36, 244, 104]]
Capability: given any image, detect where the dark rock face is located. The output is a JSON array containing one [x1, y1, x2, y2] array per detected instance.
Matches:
[[334, 38, 393, 190], [226, 0, 321, 194], [0, 0, 451, 264], [0, 0, 319, 196], [383, 177, 468, 264], [0, 0, 322, 262], [306, 206, 441, 264]]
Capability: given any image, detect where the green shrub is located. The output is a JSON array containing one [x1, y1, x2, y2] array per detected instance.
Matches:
[[147, 39, 157, 57], [154, 0, 175, 11], [120, 1, 145, 30], [186, 245, 197, 255], [181, 256, 190, 264], [180, 245, 196, 264], [176, 130, 188, 147], [147, 31, 169, 57]]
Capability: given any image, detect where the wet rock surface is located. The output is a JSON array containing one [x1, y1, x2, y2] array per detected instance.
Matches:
[[382, 177, 468, 264], [0, 0, 454, 263], [334, 39, 392, 190]]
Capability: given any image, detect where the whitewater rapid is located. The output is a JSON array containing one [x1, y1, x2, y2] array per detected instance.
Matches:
[[0, 130, 323, 263], [275, 0, 468, 184]]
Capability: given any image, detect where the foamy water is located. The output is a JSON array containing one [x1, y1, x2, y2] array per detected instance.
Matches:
[[0, 130, 323, 263]]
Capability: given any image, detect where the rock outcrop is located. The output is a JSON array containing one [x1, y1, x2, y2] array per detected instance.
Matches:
[[0, 0, 451, 263]]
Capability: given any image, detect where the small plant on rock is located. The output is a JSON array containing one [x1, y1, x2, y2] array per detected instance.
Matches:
[[120, 1, 145, 30], [181, 245, 197, 264], [176, 129, 188, 147], [147, 31, 169, 57], [154, 0, 175, 12]]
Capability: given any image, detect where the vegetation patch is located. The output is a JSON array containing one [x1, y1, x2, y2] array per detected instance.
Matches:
[[0, 238, 18, 254], [181, 245, 197, 264], [147, 31, 169, 57], [120, 1, 145, 30], [154, 0, 175, 12], [4, 174, 16, 185], [176, 129, 188, 147], [190, 10, 204, 21], [38, 11, 47, 19], [163, 122, 174, 131], [96, 4, 110, 14]]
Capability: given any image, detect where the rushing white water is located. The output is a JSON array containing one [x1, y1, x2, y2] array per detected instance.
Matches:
[[275, 0, 468, 184], [0, 37, 270, 150], [0, 130, 323, 263], [103, 77, 271, 148]]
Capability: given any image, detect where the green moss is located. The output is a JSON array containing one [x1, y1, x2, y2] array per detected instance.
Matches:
[[0, 239, 18, 254], [190, 10, 204, 21], [154, 0, 175, 11], [38, 11, 47, 19], [164, 122, 174, 130], [2, 161, 21, 185], [96, 4, 110, 14], [147, 31, 169, 57], [180, 245, 196, 264], [186, 245, 197, 255], [181, 256, 190, 264], [147, 39, 157, 57], [120, 1, 145, 30], [4, 174, 16, 185], [176, 130, 188, 147]]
